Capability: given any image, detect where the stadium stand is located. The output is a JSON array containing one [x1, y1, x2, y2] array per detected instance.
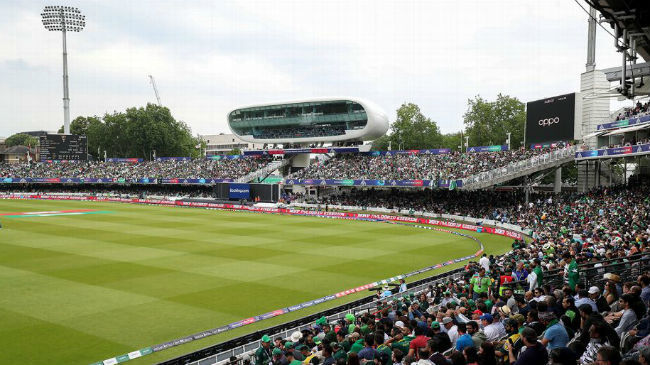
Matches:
[[177, 187, 646, 365], [288, 147, 567, 181], [1, 175, 648, 365], [614, 100, 650, 121], [0, 156, 272, 180]]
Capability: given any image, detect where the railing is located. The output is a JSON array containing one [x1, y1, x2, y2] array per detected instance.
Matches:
[[178, 252, 649, 365], [236, 159, 290, 183], [502, 253, 648, 293], [461, 146, 578, 190], [161, 270, 466, 365]]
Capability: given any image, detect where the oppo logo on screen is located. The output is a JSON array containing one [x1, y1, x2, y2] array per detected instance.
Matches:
[[538, 117, 560, 127]]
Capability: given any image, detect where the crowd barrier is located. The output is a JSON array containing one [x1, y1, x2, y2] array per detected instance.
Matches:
[[288, 202, 532, 238]]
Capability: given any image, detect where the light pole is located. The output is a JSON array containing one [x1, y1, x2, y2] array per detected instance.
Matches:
[[464, 136, 469, 153], [506, 132, 511, 150], [41, 6, 86, 135]]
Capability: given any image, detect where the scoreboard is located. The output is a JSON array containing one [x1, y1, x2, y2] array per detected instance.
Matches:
[[39, 134, 88, 161]]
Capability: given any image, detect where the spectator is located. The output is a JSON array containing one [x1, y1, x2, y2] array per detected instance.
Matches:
[[509, 327, 548, 365], [540, 312, 569, 352]]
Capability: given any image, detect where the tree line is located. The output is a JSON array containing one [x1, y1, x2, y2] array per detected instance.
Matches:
[[5, 96, 524, 157], [372, 94, 526, 151], [5, 104, 201, 159]]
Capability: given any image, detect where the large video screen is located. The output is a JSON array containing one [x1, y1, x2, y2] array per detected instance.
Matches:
[[525, 93, 576, 146], [39, 134, 88, 161]]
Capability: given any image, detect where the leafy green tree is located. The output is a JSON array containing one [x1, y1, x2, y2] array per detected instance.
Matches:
[[440, 132, 463, 151], [391, 103, 442, 150], [63, 103, 199, 159], [370, 135, 390, 151], [463, 94, 525, 149], [227, 148, 242, 156], [5, 133, 39, 147]]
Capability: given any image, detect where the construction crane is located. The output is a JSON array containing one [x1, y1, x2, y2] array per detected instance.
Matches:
[[148, 75, 162, 106]]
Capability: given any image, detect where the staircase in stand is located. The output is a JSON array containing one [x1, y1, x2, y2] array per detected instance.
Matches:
[[460, 146, 577, 190]]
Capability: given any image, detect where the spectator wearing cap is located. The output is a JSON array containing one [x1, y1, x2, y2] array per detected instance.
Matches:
[[430, 321, 441, 335], [284, 350, 303, 365], [272, 348, 288, 365], [509, 327, 548, 365], [440, 291, 455, 307], [349, 333, 364, 354], [256, 335, 273, 365], [331, 342, 347, 362], [540, 312, 569, 351], [442, 317, 458, 346], [589, 286, 611, 313], [297, 345, 314, 363], [469, 268, 491, 300], [480, 314, 500, 342], [345, 313, 356, 334], [471, 309, 483, 321], [466, 321, 486, 350]]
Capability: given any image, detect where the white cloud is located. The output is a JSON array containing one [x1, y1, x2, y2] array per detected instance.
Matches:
[[0, 0, 635, 138]]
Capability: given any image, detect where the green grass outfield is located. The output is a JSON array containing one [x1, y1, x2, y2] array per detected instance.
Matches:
[[0, 199, 513, 365]]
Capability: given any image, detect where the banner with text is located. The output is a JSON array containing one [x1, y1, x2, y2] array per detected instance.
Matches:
[[467, 145, 508, 153], [228, 183, 251, 199], [575, 143, 650, 160]]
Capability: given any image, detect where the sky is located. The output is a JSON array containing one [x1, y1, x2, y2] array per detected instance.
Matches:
[[0, 0, 632, 138]]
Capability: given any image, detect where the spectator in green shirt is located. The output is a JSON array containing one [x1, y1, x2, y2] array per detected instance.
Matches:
[[470, 268, 491, 300]]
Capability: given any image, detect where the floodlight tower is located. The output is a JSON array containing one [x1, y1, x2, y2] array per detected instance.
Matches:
[[41, 6, 86, 135]]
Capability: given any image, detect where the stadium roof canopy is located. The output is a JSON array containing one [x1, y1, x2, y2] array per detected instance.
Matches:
[[591, 0, 650, 61]]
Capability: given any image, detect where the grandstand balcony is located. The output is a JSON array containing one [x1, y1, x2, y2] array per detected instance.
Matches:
[[460, 145, 577, 190], [227, 98, 389, 144]]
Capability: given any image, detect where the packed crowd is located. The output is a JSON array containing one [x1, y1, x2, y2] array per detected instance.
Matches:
[[0, 184, 216, 199], [249, 183, 650, 365], [0, 157, 272, 180], [252, 126, 347, 139], [289, 148, 567, 181], [319, 189, 533, 217], [614, 101, 650, 121], [250, 254, 649, 365], [1, 158, 649, 364]]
